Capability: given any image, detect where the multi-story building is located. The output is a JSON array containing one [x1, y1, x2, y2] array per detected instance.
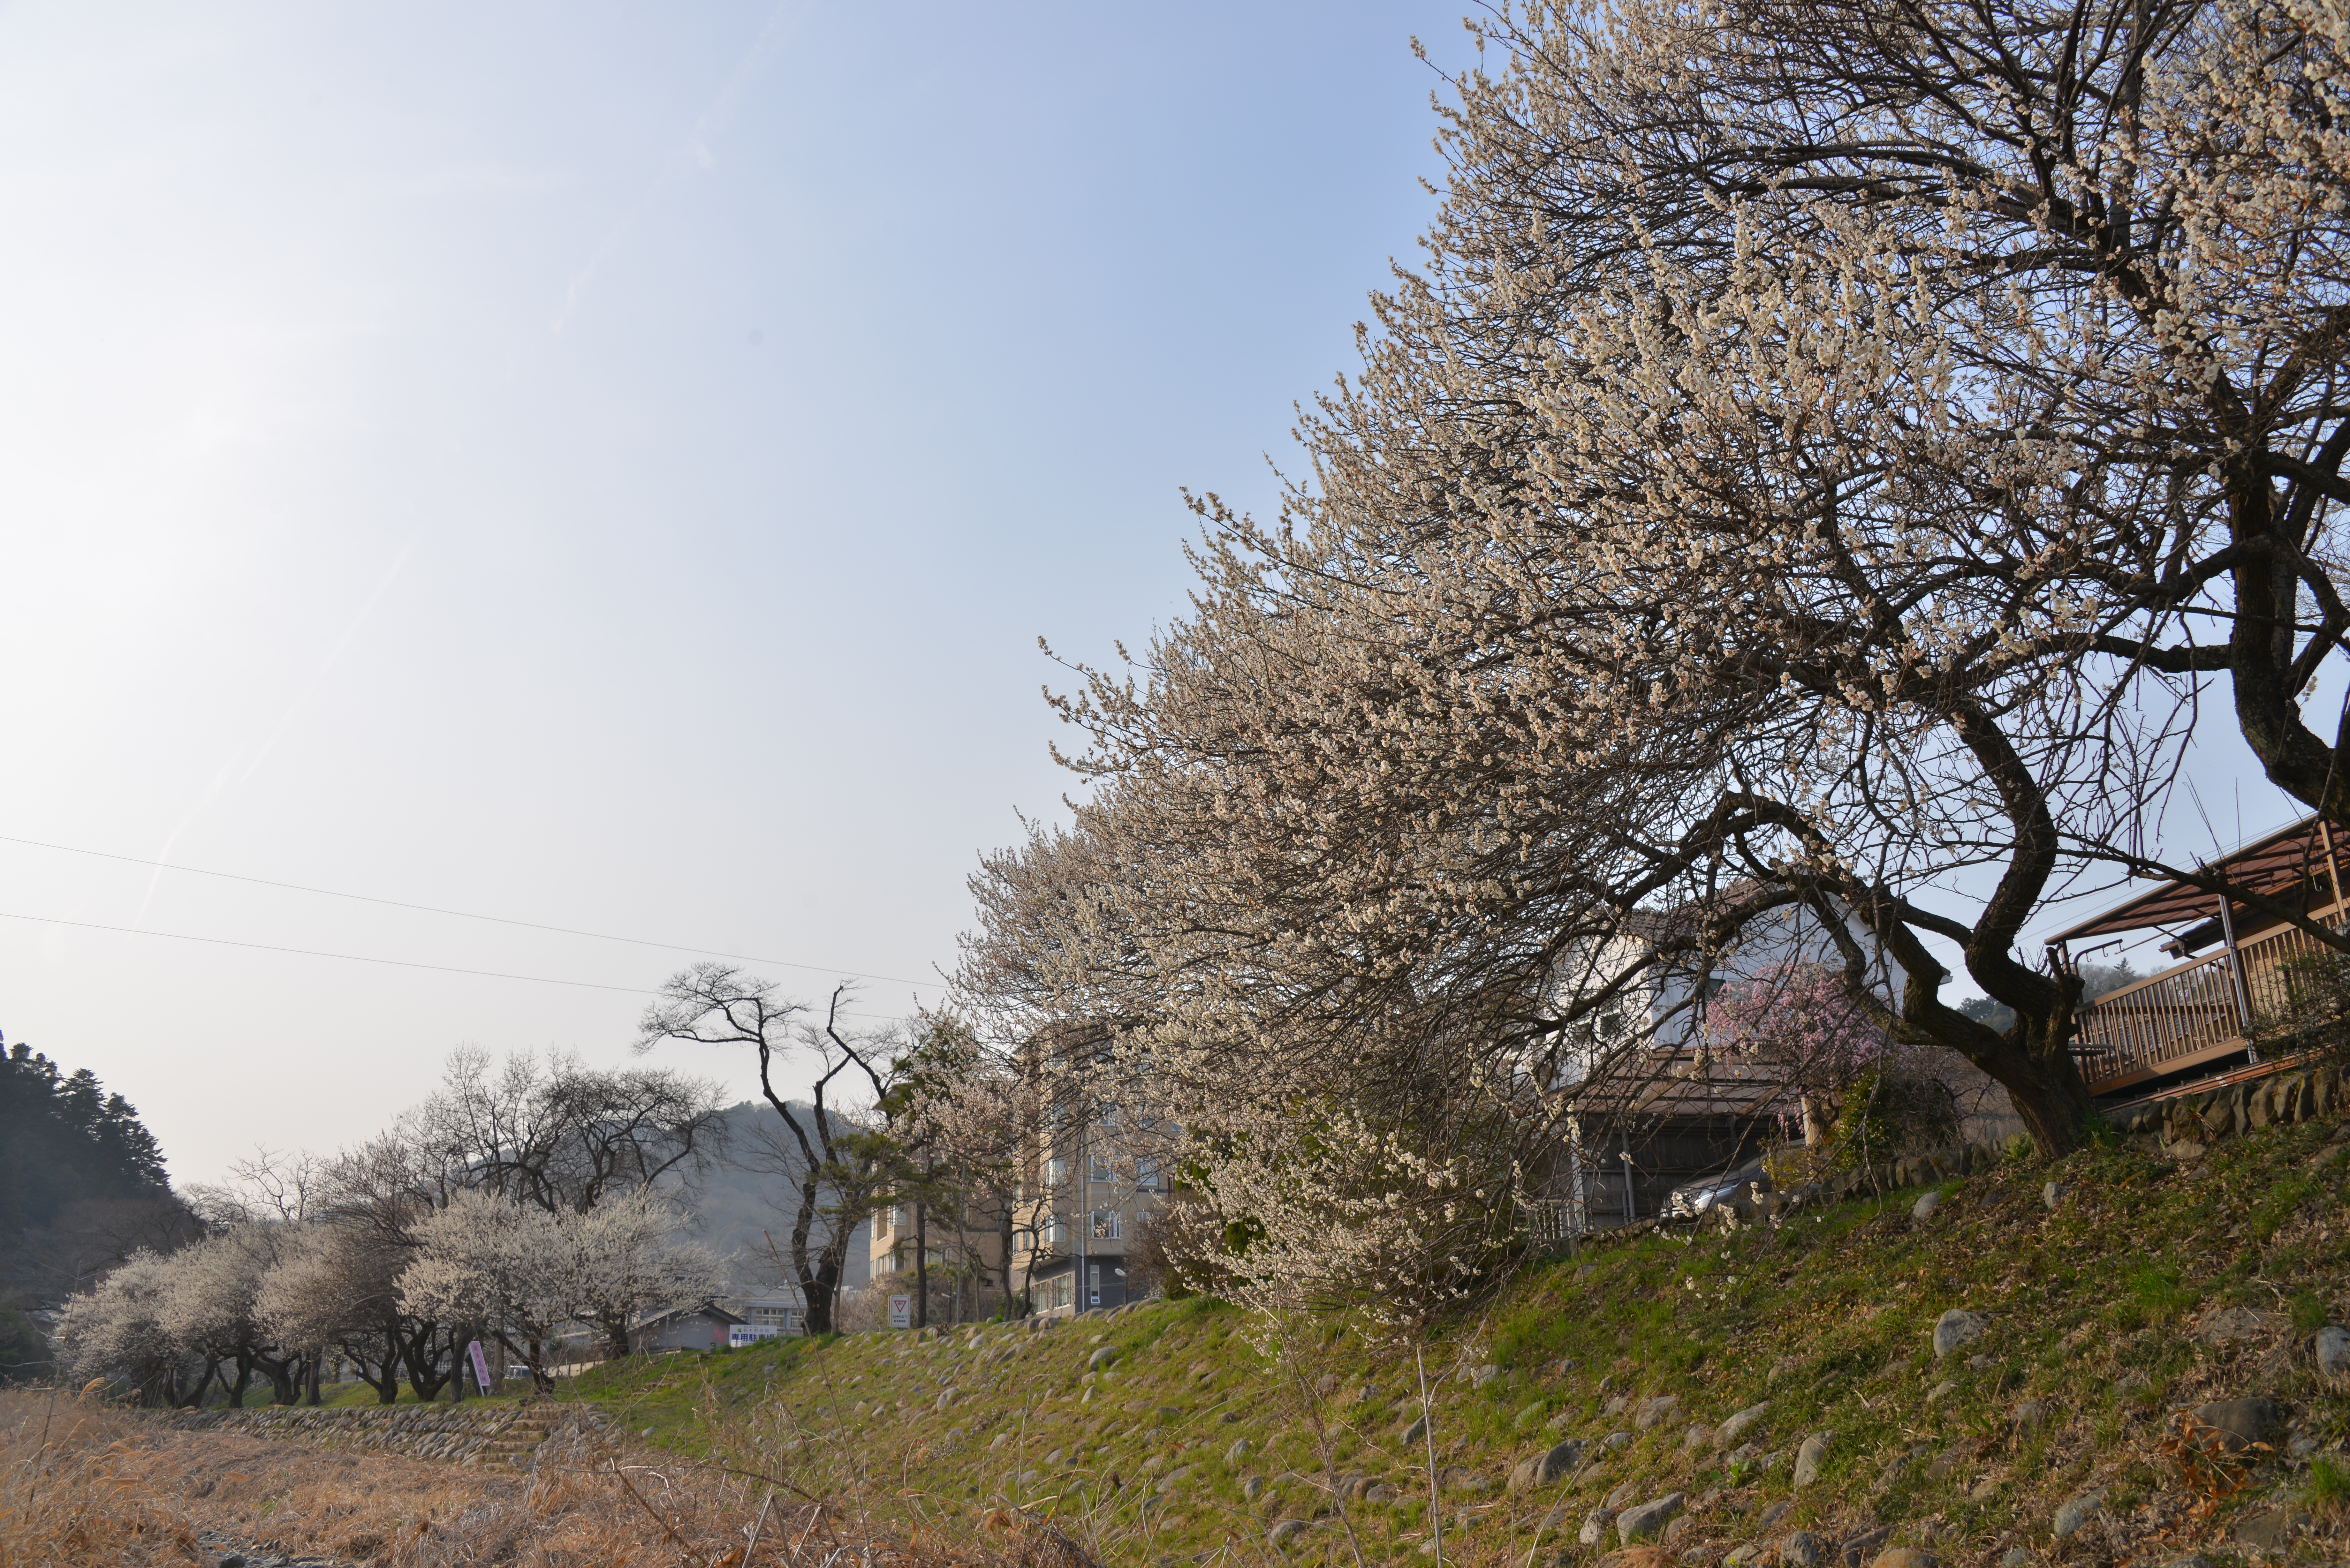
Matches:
[[1007, 1104, 1169, 1315], [867, 1194, 1007, 1321], [737, 1292, 807, 1335], [860, 1023, 1177, 1322]]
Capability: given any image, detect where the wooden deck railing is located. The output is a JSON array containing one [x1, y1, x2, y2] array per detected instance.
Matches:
[[2074, 902, 2347, 1091]]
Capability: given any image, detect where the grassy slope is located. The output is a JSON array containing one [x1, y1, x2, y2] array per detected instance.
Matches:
[[545, 1116, 2350, 1567]]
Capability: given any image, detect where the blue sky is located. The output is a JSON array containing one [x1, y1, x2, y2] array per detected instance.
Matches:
[[0, 1, 1467, 1180]]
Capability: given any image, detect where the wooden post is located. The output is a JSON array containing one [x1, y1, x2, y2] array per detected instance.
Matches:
[[2321, 820, 2346, 921], [2213, 889, 2257, 1059]]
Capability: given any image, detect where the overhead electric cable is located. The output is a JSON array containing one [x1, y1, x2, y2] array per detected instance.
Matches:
[[0, 833, 933, 988], [0, 908, 899, 1017], [0, 909, 649, 992]]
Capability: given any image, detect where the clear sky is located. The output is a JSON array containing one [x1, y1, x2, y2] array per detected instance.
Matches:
[[0, 1, 1470, 1184]]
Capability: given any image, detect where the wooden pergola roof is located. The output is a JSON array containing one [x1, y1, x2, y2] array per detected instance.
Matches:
[[2049, 814, 2345, 943], [1566, 1046, 1800, 1122]]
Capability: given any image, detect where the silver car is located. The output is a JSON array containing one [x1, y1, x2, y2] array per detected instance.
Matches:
[[1665, 1158, 1772, 1221]]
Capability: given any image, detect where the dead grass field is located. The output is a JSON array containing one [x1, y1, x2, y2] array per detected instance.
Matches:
[[0, 1387, 1037, 1568]]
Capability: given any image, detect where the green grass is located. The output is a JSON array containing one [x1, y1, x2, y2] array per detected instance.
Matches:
[[519, 1114, 2350, 1568], [2117, 1259, 2201, 1327], [2309, 1454, 2350, 1511]]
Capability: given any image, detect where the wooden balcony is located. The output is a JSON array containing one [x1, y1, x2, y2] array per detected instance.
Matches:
[[2073, 901, 2345, 1092]]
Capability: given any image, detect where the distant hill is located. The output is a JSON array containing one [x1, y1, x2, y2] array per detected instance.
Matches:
[[679, 1101, 871, 1296]]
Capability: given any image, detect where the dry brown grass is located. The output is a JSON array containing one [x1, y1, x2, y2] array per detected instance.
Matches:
[[0, 1387, 1044, 1568]]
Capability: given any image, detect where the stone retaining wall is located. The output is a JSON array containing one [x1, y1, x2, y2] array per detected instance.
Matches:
[[1583, 1060, 2346, 1246], [149, 1400, 605, 1467], [2113, 1058, 2344, 1149]]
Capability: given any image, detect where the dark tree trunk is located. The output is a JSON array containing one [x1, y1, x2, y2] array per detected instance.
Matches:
[[351, 1324, 402, 1403], [401, 1322, 454, 1402], [175, 1354, 221, 1409], [264, 1354, 301, 1406]]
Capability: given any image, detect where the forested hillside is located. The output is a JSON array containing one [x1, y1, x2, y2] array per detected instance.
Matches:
[[0, 1036, 192, 1373], [0, 1037, 171, 1232]]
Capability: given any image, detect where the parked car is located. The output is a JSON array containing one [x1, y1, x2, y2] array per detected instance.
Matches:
[[1665, 1158, 1771, 1221]]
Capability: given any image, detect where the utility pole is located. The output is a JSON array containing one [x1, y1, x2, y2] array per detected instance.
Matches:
[[956, 1154, 970, 1325], [1072, 1107, 1086, 1314], [914, 1151, 930, 1331]]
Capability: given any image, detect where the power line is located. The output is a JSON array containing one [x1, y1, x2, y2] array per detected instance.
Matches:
[[0, 833, 936, 989], [0, 908, 651, 993], [0, 908, 902, 1018]]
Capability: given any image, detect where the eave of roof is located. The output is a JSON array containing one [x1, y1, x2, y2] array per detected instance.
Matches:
[[2048, 814, 2342, 943]]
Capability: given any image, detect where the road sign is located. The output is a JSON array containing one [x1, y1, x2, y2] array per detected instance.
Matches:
[[888, 1294, 912, 1330]]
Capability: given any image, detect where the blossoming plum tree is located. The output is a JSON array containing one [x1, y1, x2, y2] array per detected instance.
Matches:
[[961, 0, 2350, 1305]]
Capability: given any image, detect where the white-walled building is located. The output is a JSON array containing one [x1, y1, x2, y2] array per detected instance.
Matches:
[[1542, 893, 2013, 1226]]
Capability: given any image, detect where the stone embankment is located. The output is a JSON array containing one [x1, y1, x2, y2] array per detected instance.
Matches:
[[1873, 1059, 2344, 1186], [1589, 1059, 2347, 1246], [153, 1400, 605, 1467], [2117, 1059, 2344, 1152]]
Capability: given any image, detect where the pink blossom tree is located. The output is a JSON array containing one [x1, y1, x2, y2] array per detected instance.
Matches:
[[1705, 962, 1897, 1146]]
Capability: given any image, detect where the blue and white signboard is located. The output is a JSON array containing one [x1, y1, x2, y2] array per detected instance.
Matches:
[[729, 1324, 783, 1349]]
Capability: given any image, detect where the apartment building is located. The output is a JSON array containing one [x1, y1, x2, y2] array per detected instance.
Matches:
[[868, 1192, 1006, 1318], [1008, 1105, 1168, 1315]]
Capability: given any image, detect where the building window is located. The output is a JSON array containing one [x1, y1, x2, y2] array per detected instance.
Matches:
[[1136, 1157, 1161, 1191], [1091, 1209, 1121, 1240], [1088, 1150, 1112, 1181], [1046, 1274, 1072, 1311], [1041, 1214, 1066, 1249], [1045, 1156, 1067, 1187]]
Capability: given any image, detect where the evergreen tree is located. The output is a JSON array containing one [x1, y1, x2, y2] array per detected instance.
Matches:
[[0, 1033, 177, 1261]]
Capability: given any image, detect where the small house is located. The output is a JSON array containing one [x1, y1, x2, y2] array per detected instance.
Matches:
[[629, 1302, 744, 1354]]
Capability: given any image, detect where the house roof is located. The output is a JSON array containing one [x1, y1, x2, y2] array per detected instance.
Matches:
[[630, 1301, 746, 1332], [1566, 1044, 1801, 1122], [2048, 814, 2346, 943]]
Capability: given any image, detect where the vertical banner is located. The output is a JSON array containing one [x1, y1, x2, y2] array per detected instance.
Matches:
[[468, 1339, 493, 1394], [887, 1294, 912, 1330]]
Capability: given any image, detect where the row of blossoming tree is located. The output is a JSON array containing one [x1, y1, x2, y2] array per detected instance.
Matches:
[[944, 0, 2350, 1325], [56, 1049, 730, 1406]]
